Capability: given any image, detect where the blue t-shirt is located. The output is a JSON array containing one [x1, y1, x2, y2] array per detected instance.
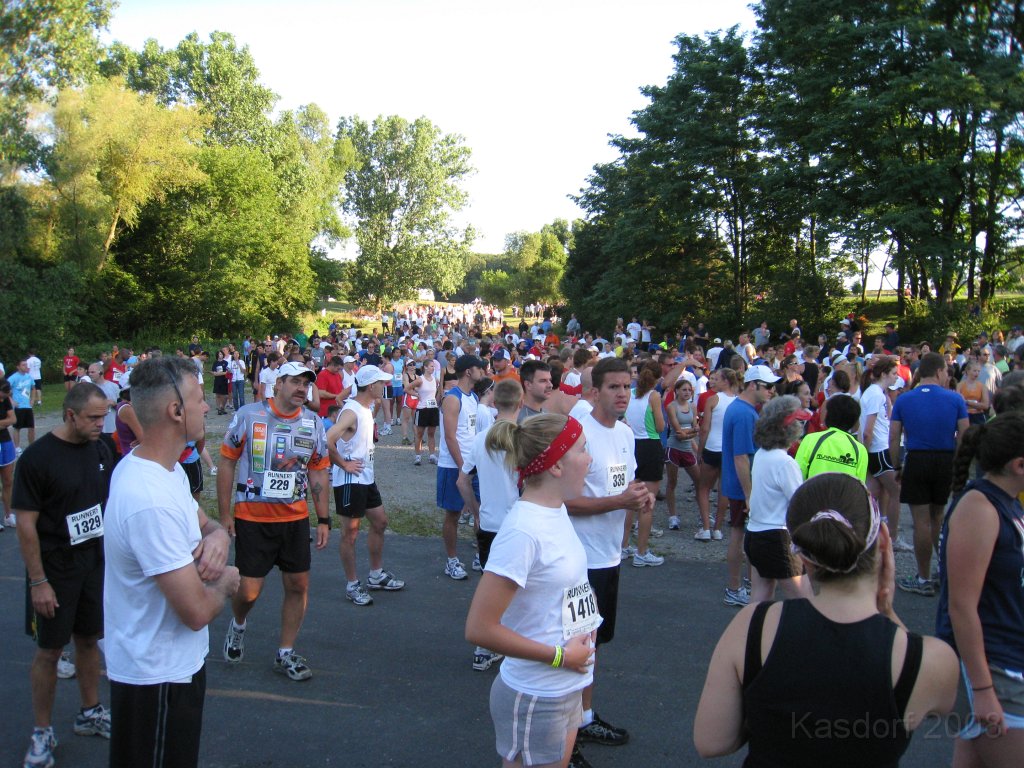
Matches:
[[721, 398, 758, 500], [891, 385, 967, 451], [8, 372, 33, 409]]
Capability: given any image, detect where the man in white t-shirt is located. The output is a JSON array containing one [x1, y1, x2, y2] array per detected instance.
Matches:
[[258, 352, 282, 402], [104, 357, 239, 768], [566, 357, 652, 763], [626, 318, 642, 343], [26, 350, 43, 406], [458, 378, 523, 671]]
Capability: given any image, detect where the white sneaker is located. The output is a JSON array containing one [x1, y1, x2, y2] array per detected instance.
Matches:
[[668, 516, 680, 530], [428, 453, 438, 465], [633, 550, 665, 567], [620, 546, 637, 560], [712, 529, 723, 541], [694, 528, 711, 542], [210, 466, 218, 476], [4, 513, 14, 527], [893, 536, 914, 553], [56, 651, 76, 679], [414, 455, 421, 466], [380, 424, 392, 436]]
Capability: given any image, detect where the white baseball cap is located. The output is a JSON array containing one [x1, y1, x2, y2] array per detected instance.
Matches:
[[355, 365, 392, 387], [276, 362, 315, 381], [744, 364, 781, 385]]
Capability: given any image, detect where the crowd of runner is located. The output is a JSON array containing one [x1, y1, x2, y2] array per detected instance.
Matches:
[[2, 301, 1023, 768]]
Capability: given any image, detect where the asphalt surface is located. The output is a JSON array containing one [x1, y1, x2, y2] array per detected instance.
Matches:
[[1, 525, 957, 767]]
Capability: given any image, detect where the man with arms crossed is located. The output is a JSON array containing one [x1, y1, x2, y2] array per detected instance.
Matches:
[[103, 357, 239, 768], [327, 365, 406, 606], [566, 357, 652, 768], [14, 383, 112, 768], [219, 362, 331, 679]]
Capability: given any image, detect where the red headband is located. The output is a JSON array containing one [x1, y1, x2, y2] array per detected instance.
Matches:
[[518, 416, 584, 484]]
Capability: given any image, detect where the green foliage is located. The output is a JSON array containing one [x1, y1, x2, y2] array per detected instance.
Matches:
[[101, 31, 278, 148], [338, 115, 474, 308], [43, 78, 208, 263], [0, 260, 85, 367], [102, 144, 316, 338], [1, 0, 113, 170]]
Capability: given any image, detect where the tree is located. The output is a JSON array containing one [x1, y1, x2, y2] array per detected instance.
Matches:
[[1, 0, 114, 170], [502, 228, 568, 306], [44, 78, 207, 264], [101, 31, 278, 148], [337, 115, 474, 309]]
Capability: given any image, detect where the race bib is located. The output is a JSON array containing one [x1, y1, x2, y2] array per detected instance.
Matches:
[[67, 504, 103, 545], [367, 448, 375, 464], [423, 398, 437, 409], [562, 581, 601, 640], [468, 413, 477, 431], [263, 470, 296, 499], [606, 463, 627, 495]]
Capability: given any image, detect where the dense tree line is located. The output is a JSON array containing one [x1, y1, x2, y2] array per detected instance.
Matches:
[[565, 1, 1024, 336], [0, 1, 473, 366]]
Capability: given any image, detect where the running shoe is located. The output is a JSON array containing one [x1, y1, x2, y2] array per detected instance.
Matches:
[[472, 650, 503, 671], [428, 453, 438, 465], [578, 712, 629, 746], [896, 575, 935, 597], [620, 546, 637, 560], [569, 744, 593, 768], [892, 536, 914, 553], [366, 571, 405, 591], [74, 704, 111, 739], [472, 554, 482, 572], [210, 466, 218, 476], [414, 454, 421, 466], [742, 576, 752, 591], [445, 558, 468, 580], [694, 528, 711, 542], [5, 512, 15, 527], [346, 581, 373, 606], [24, 727, 57, 768], [712, 529, 723, 541], [650, 525, 664, 538], [56, 651, 76, 679], [223, 621, 245, 663], [459, 510, 473, 525], [633, 550, 665, 567], [724, 587, 750, 607], [668, 516, 680, 530], [380, 424, 392, 436], [274, 652, 313, 681]]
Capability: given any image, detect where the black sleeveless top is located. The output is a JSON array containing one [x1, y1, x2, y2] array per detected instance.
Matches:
[[741, 599, 923, 768]]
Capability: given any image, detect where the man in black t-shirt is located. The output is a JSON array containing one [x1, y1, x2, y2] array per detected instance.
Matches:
[[13, 382, 113, 767]]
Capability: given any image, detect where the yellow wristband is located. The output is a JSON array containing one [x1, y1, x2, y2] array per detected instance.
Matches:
[[551, 645, 564, 668]]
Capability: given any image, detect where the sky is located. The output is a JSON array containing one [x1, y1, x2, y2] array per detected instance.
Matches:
[[103, 0, 757, 255]]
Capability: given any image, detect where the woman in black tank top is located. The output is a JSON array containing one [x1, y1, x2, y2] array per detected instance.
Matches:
[[695, 473, 958, 767]]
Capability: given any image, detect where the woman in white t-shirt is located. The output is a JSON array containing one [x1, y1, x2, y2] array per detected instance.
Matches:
[[466, 414, 598, 768], [745, 395, 814, 603], [695, 368, 739, 541], [859, 358, 905, 550]]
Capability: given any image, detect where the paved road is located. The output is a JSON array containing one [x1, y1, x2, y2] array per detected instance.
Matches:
[[1, 526, 956, 767]]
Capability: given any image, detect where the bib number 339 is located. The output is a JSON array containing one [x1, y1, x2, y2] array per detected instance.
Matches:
[[606, 463, 627, 495], [562, 581, 601, 641], [67, 504, 103, 546]]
